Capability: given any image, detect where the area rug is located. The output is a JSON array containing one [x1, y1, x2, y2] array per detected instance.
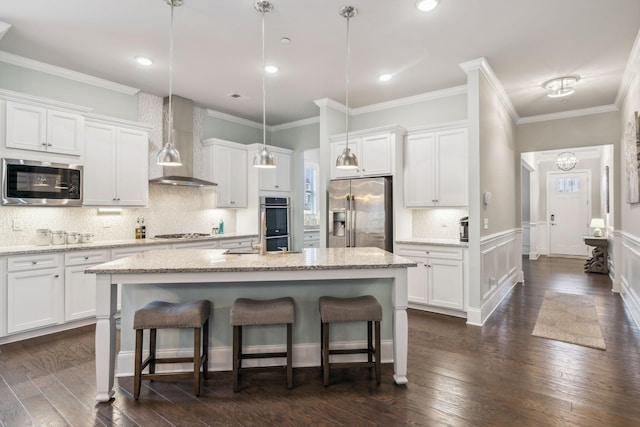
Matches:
[[531, 291, 606, 350]]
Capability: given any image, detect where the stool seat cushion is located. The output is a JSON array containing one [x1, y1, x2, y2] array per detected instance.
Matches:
[[319, 295, 382, 322], [230, 297, 295, 326], [134, 300, 211, 329]]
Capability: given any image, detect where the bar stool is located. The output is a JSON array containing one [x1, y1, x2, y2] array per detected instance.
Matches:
[[133, 300, 211, 399], [230, 297, 295, 391], [319, 295, 382, 386]]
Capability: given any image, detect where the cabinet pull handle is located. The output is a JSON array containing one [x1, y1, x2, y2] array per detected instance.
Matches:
[[84, 256, 89, 260], [42, 142, 47, 146], [54, 274, 59, 278], [32, 260, 38, 265]]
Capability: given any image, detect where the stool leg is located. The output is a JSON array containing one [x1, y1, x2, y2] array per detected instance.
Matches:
[[322, 321, 330, 386], [232, 325, 240, 392], [320, 321, 324, 370], [286, 323, 293, 389], [375, 320, 381, 384], [193, 326, 201, 396], [367, 320, 373, 365], [202, 319, 209, 380], [149, 328, 157, 376], [134, 329, 143, 400]]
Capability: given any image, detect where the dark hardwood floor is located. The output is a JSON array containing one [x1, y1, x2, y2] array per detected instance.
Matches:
[[2, 256, 640, 426]]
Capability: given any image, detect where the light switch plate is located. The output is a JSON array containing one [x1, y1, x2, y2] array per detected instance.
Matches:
[[483, 218, 489, 229], [12, 219, 23, 231]]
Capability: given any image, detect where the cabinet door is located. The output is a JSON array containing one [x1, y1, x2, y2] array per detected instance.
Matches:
[[115, 128, 149, 206], [330, 139, 360, 179], [5, 102, 47, 152], [84, 122, 117, 205], [259, 150, 291, 192], [361, 134, 392, 176], [404, 133, 436, 207], [213, 144, 247, 207], [65, 264, 97, 321], [427, 258, 463, 310], [7, 268, 63, 333], [47, 110, 84, 156], [435, 129, 467, 206], [407, 260, 428, 304]]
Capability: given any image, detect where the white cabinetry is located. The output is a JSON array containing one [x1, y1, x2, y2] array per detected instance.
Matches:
[[404, 127, 467, 207], [64, 250, 109, 321], [172, 240, 220, 250], [219, 237, 256, 250], [257, 146, 292, 192], [397, 244, 465, 315], [5, 101, 84, 156], [6, 253, 64, 334], [203, 139, 248, 208], [303, 229, 320, 248], [83, 119, 149, 206], [329, 126, 403, 179]]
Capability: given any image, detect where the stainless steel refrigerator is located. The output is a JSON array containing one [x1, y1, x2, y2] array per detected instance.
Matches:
[[328, 176, 393, 251]]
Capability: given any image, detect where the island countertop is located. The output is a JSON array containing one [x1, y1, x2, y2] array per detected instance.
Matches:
[[86, 247, 417, 274]]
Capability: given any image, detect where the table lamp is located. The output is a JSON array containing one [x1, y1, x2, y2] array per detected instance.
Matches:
[[590, 218, 605, 237]]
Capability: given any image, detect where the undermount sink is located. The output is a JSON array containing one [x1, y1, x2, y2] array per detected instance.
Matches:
[[224, 248, 303, 255]]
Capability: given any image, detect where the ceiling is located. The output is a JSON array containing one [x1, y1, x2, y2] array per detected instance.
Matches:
[[1, 0, 639, 126]]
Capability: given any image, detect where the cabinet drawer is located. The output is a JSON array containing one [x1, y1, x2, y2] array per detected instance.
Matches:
[[64, 250, 109, 266], [8, 253, 62, 272], [303, 232, 320, 242], [397, 245, 462, 260], [173, 241, 219, 250], [220, 238, 255, 249]]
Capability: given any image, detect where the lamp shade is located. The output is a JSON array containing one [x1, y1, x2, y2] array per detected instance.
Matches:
[[253, 147, 276, 168], [336, 147, 359, 169], [156, 142, 182, 166], [590, 218, 605, 237]]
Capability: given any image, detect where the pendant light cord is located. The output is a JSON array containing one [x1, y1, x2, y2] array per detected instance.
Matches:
[[344, 12, 350, 150], [168, 1, 174, 146], [262, 8, 267, 149]]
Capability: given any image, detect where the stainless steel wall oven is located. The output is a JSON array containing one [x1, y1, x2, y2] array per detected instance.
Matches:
[[260, 196, 290, 252], [2, 158, 83, 206]]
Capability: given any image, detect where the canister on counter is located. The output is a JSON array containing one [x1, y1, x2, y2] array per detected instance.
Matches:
[[36, 229, 51, 246], [51, 230, 66, 245], [66, 232, 80, 244]]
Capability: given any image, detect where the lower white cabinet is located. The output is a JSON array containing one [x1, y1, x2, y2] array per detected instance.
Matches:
[[64, 250, 109, 321], [7, 253, 64, 334], [397, 244, 465, 314], [303, 229, 320, 248], [172, 241, 220, 250], [219, 237, 256, 249]]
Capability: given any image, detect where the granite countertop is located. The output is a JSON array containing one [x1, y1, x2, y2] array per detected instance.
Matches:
[[0, 232, 258, 256], [395, 237, 468, 248], [86, 247, 417, 274]]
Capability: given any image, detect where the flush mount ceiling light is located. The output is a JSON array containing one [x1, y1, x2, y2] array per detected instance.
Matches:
[[378, 73, 393, 82], [253, 1, 276, 169], [156, 0, 183, 167], [543, 76, 580, 98], [265, 65, 279, 73], [135, 56, 154, 66], [556, 152, 578, 171], [416, 0, 440, 12], [336, 6, 359, 170]]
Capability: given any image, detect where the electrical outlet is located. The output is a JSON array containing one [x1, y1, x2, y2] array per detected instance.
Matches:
[[103, 218, 111, 228], [12, 219, 23, 231], [441, 223, 448, 228], [483, 218, 489, 230]]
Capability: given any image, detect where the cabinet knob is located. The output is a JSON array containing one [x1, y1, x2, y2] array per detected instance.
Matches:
[[427, 265, 431, 268], [84, 256, 89, 260], [275, 185, 279, 188], [54, 274, 60, 278], [47, 143, 53, 147], [42, 142, 47, 146], [32, 260, 38, 265]]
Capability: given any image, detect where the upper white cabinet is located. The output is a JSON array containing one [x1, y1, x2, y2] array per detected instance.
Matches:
[[5, 101, 84, 156], [404, 127, 468, 207], [203, 139, 248, 208], [258, 146, 292, 192], [83, 118, 149, 206], [329, 126, 403, 179]]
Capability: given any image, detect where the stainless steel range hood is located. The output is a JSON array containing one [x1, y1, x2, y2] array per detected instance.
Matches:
[[149, 95, 217, 187]]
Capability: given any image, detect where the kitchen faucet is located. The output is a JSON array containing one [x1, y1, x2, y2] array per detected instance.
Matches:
[[251, 212, 267, 255]]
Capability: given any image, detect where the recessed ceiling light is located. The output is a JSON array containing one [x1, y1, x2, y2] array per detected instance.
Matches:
[[280, 37, 291, 44], [378, 73, 393, 82], [134, 56, 154, 66], [265, 65, 279, 74], [416, 0, 440, 12]]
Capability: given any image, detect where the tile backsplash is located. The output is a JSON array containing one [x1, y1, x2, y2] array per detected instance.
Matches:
[[411, 208, 468, 240], [0, 185, 237, 247]]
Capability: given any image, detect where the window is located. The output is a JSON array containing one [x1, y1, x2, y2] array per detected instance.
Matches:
[[556, 177, 580, 193], [304, 162, 318, 214]]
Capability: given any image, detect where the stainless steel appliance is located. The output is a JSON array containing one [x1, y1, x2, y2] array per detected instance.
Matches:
[[328, 176, 393, 251], [2, 158, 82, 206], [459, 216, 469, 242], [260, 196, 291, 252]]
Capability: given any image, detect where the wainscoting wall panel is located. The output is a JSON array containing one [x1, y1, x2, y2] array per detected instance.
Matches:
[[619, 231, 640, 329]]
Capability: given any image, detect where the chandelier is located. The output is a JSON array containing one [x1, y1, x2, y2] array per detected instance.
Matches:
[[556, 152, 578, 171]]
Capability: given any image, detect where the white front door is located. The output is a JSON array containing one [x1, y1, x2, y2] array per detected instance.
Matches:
[[547, 171, 590, 256]]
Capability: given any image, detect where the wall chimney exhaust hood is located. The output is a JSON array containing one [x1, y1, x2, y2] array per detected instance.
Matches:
[[149, 95, 217, 187]]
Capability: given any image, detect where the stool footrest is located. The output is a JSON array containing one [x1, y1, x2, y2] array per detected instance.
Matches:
[[327, 361, 377, 370], [329, 348, 372, 356], [241, 351, 288, 360], [140, 372, 194, 381]]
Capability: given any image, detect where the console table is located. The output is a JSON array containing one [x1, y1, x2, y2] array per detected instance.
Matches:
[[583, 236, 608, 274]]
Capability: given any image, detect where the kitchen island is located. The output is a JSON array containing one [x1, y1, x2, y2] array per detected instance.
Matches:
[[87, 247, 416, 402]]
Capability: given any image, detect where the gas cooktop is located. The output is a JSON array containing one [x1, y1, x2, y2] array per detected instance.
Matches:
[[154, 233, 211, 239]]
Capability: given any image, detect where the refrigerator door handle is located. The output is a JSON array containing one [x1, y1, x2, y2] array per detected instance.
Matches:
[[345, 194, 351, 247], [350, 194, 355, 247]]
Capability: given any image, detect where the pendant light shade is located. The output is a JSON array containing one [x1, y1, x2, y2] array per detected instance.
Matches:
[[336, 6, 358, 170], [253, 1, 276, 169], [156, 0, 182, 167]]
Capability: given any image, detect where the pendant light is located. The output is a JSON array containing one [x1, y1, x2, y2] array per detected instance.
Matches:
[[253, 1, 276, 169], [156, 0, 182, 167], [336, 6, 358, 170]]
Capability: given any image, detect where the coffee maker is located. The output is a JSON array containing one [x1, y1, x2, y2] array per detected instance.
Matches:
[[459, 216, 469, 242]]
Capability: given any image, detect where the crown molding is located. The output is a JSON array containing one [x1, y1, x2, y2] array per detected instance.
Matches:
[[406, 119, 468, 135], [271, 116, 319, 132], [615, 28, 640, 108], [459, 57, 519, 123], [0, 88, 92, 113], [206, 108, 265, 130], [0, 50, 139, 95], [517, 104, 618, 124], [352, 85, 467, 115], [0, 22, 11, 41], [313, 97, 347, 113], [84, 112, 153, 130]]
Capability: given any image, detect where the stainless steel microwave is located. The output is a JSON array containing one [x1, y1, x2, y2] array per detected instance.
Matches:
[[1, 158, 83, 206]]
